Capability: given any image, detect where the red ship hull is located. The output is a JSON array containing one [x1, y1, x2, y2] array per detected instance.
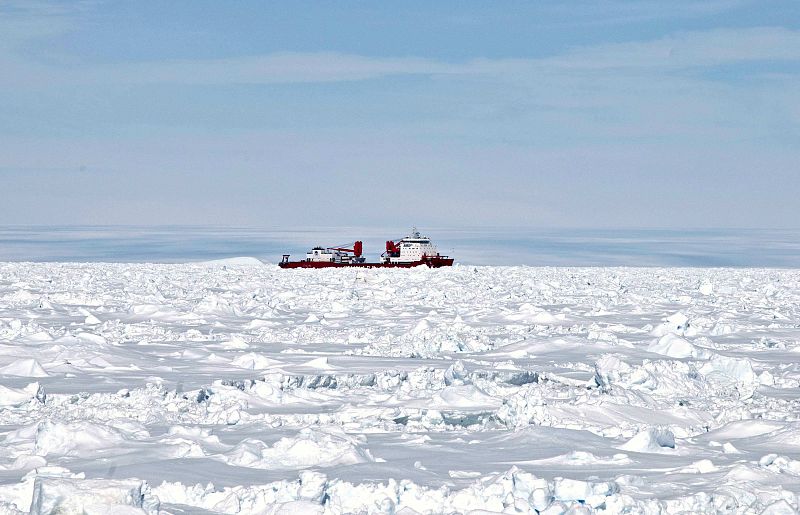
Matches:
[[279, 256, 454, 269]]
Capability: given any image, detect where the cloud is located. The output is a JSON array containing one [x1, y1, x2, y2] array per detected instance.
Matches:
[[94, 53, 456, 85], [0, 0, 94, 47], [543, 27, 800, 70], [537, 0, 752, 27], [15, 26, 795, 88], [1, 1, 799, 90]]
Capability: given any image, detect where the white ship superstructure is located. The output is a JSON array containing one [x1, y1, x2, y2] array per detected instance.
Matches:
[[381, 228, 443, 265]]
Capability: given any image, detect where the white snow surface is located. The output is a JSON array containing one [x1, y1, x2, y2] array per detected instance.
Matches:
[[0, 262, 799, 513]]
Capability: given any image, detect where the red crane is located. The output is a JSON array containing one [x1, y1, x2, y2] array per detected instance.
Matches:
[[383, 239, 401, 257], [328, 241, 362, 257]]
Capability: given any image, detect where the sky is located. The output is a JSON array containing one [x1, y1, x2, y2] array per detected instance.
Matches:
[[1, 0, 799, 229]]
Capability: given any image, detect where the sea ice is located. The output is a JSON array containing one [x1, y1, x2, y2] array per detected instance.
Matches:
[[0, 263, 798, 513]]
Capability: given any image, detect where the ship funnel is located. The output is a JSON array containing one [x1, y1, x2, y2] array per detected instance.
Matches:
[[354, 241, 363, 257]]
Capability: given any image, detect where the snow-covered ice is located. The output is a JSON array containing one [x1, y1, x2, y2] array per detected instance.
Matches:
[[1, 262, 799, 513]]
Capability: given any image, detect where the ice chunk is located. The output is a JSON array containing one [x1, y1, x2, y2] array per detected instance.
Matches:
[[221, 335, 249, 349], [531, 486, 551, 511], [758, 370, 775, 386], [77, 332, 107, 345], [722, 442, 740, 454], [553, 478, 591, 502], [593, 354, 631, 390], [30, 477, 159, 514], [245, 319, 279, 330], [699, 355, 757, 398], [298, 470, 327, 503], [0, 382, 43, 407], [444, 360, 468, 386], [651, 311, 693, 337], [647, 333, 703, 359], [303, 357, 333, 369], [410, 319, 431, 334], [758, 454, 800, 475], [230, 352, 280, 370], [677, 459, 717, 473], [84, 313, 102, 325]]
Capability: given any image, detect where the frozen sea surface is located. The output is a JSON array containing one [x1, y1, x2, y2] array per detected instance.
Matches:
[[1, 226, 799, 266], [1, 262, 799, 513]]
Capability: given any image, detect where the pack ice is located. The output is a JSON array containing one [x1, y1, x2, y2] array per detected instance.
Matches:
[[0, 262, 799, 514]]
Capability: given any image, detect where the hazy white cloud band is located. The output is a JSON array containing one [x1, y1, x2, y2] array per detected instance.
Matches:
[[3, 26, 800, 88]]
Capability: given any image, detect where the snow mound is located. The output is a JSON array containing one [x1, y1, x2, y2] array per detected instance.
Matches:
[[426, 384, 501, 411], [220, 335, 250, 349], [0, 359, 50, 378], [506, 303, 566, 325], [220, 427, 372, 470], [536, 451, 631, 466], [303, 356, 334, 369], [619, 427, 676, 453], [31, 421, 129, 457], [230, 352, 281, 370], [676, 459, 718, 474]]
